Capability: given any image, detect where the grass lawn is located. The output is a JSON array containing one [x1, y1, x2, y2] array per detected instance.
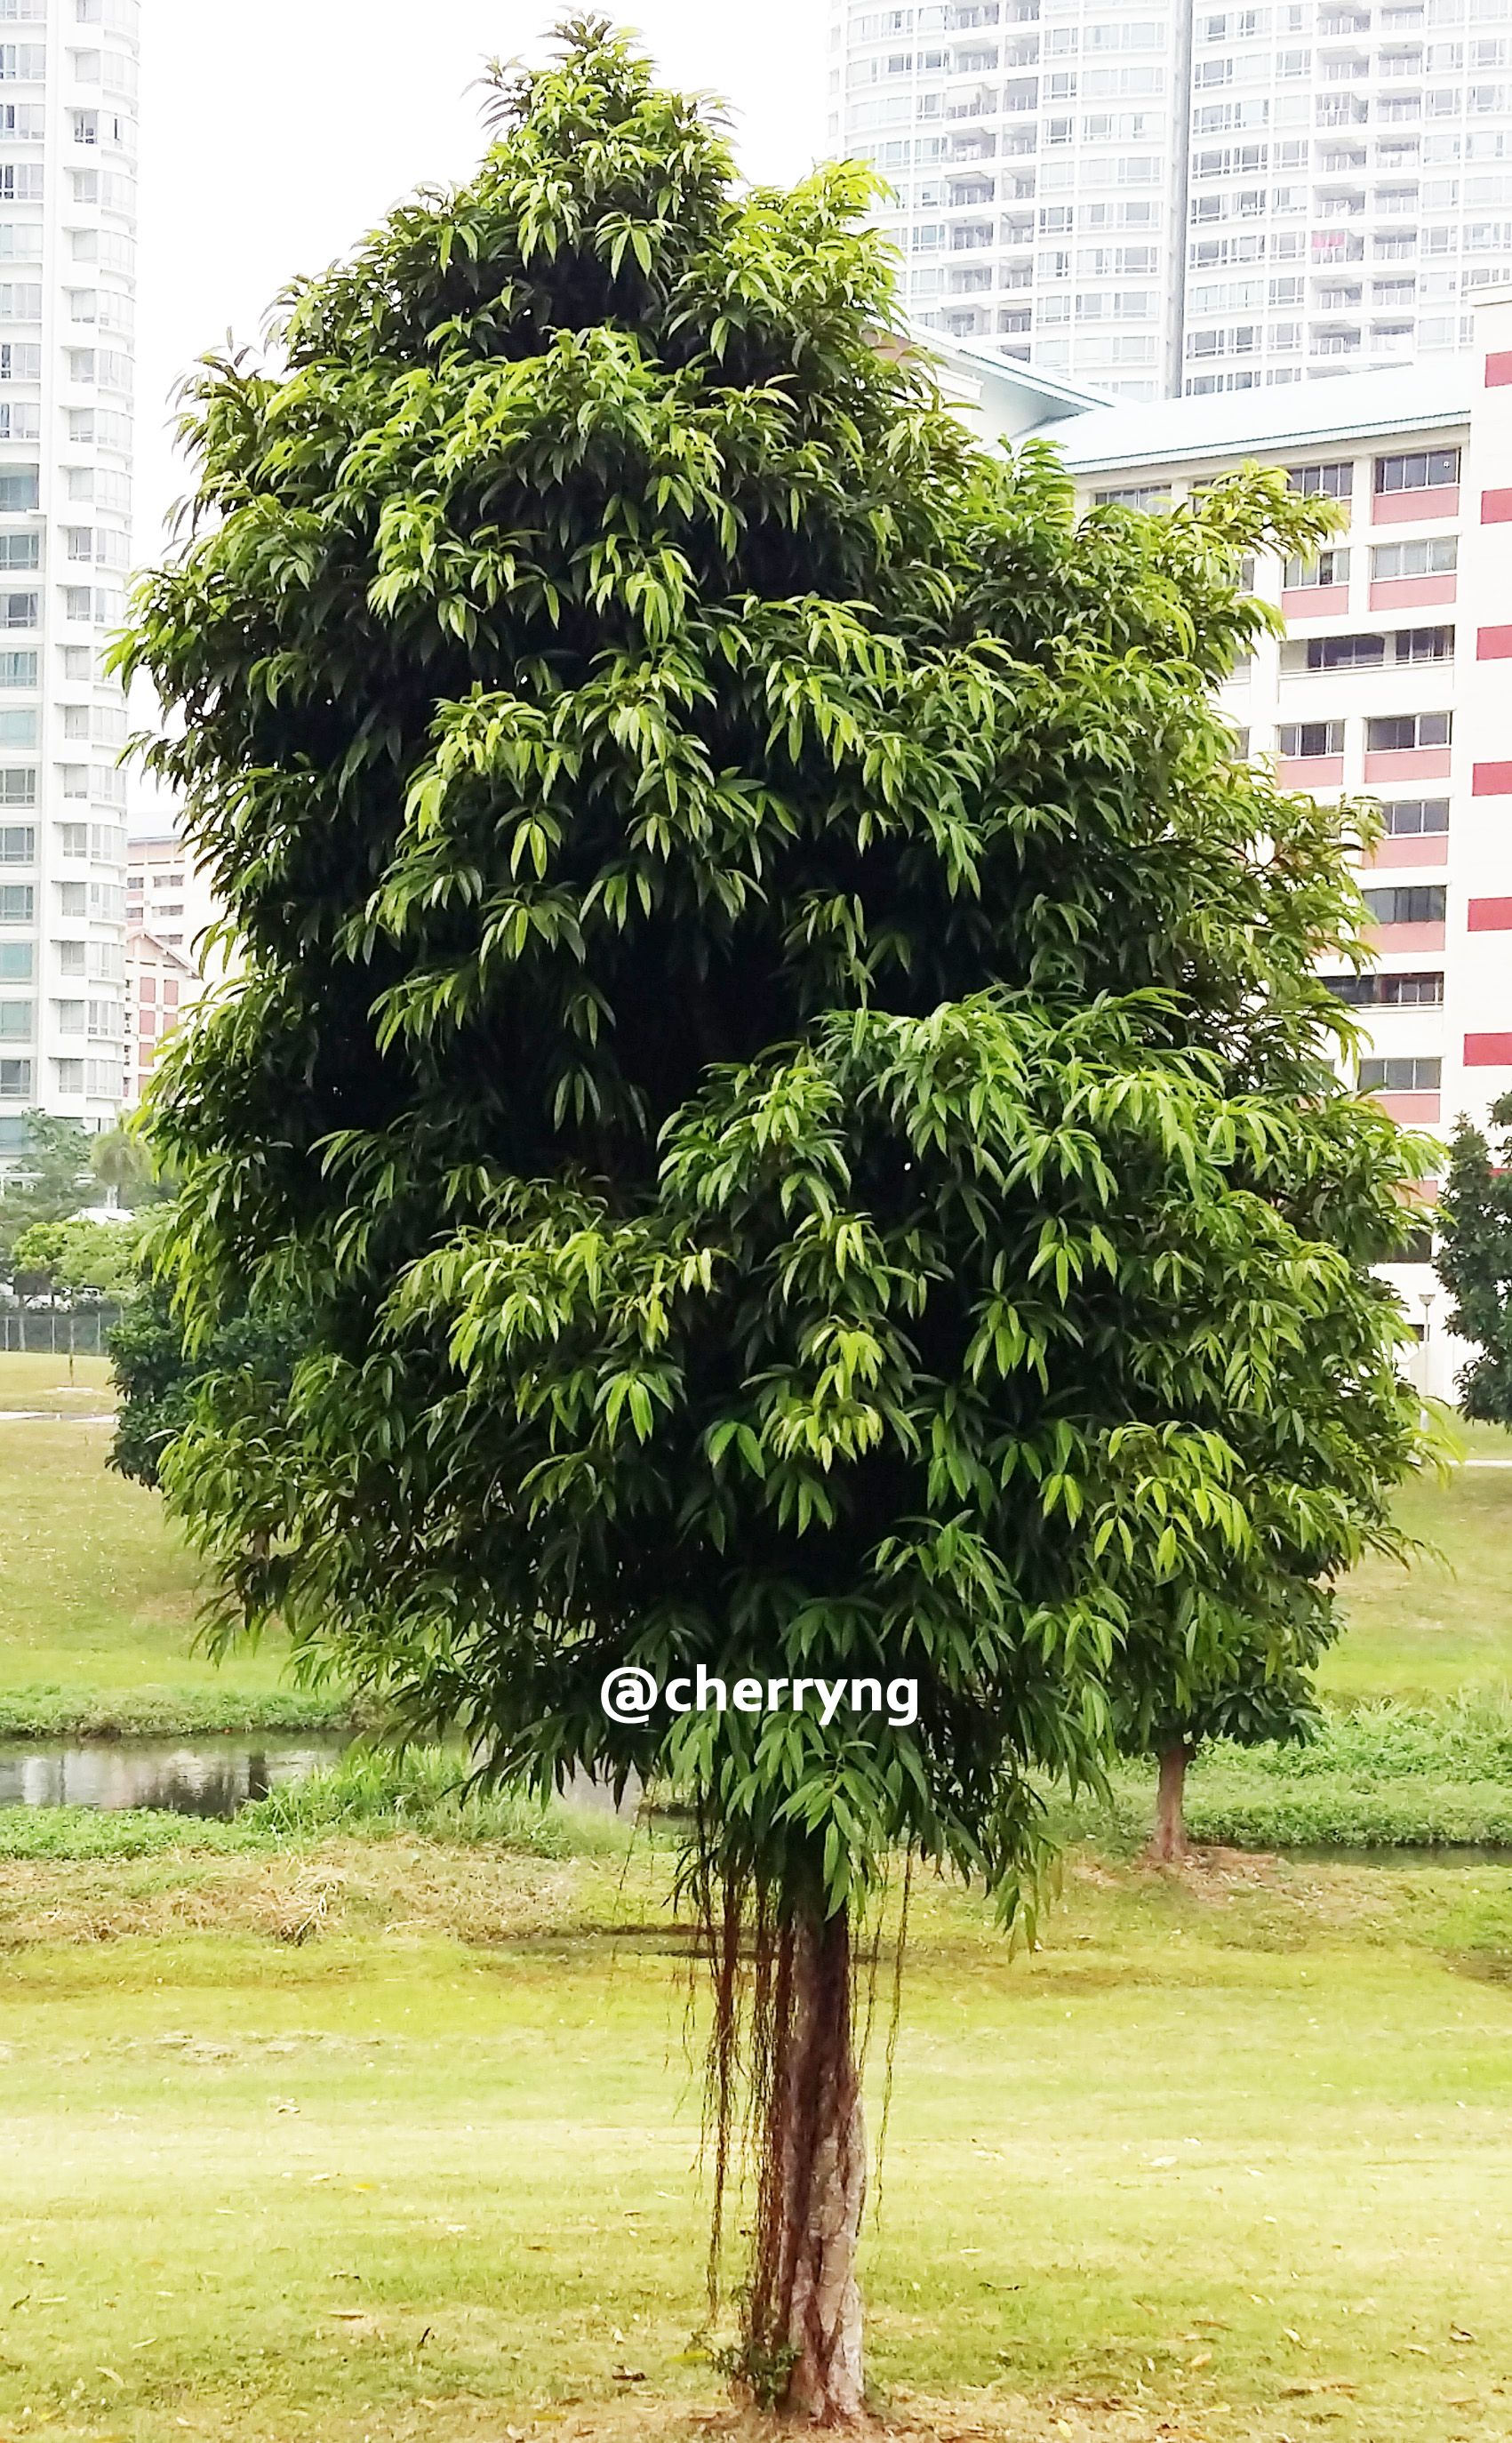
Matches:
[[1323, 1445, 1512, 1702], [0, 1358, 348, 1735], [0, 1350, 119, 1417], [0, 1841, 1508, 2443]]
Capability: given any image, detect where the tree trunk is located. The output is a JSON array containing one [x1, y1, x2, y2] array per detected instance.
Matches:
[[749, 1903, 867, 2424], [1149, 1739, 1191, 1863]]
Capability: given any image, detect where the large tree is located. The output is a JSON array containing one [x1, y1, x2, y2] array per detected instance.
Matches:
[[1436, 1096, 1512, 1426], [123, 21, 1429, 2422]]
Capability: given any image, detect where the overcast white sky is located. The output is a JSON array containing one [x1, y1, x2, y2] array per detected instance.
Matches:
[[133, 2, 828, 557]]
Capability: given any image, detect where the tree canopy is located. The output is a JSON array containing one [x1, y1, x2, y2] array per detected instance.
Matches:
[[0, 1111, 92, 1259], [121, 19, 1431, 2418], [1436, 1094, 1512, 1426]]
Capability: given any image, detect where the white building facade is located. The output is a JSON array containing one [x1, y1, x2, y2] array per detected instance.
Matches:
[[1006, 288, 1512, 1397], [0, 0, 137, 1170], [828, 0, 1512, 403]]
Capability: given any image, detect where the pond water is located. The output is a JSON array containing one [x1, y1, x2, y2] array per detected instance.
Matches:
[[0, 1734, 351, 1819]]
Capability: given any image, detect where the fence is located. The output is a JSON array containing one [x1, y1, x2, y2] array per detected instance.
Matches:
[[0, 1305, 123, 1357]]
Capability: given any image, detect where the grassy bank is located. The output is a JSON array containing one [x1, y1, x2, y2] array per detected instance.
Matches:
[[0, 1841, 1508, 2442], [1322, 1421, 1512, 1701], [1100, 1695, 1512, 1852], [0, 1355, 356, 1735]]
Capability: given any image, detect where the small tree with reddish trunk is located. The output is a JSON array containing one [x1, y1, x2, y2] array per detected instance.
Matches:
[[123, 21, 1430, 2421], [1116, 1630, 1331, 1865]]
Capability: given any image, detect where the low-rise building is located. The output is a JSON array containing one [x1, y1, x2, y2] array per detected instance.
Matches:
[[123, 926, 199, 1109], [940, 296, 1512, 1398], [124, 832, 225, 978]]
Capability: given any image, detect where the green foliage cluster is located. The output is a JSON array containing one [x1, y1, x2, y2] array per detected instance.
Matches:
[[116, 22, 1433, 1947], [11, 1214, 145, 1299], [0, 1111, 93, 1259], [1436, 1093, 1512, 1427], [108, 1275, 300, 1493]]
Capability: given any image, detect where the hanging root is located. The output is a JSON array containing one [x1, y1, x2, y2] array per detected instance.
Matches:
[[689, 1838, 905, 2424]]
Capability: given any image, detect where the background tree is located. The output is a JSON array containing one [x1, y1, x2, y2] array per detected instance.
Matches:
[[122, 21, 1431, 2422], [108, 1275, 298, 1494], [1114, 1623, 1327, 1865], [91, 1122, 175, 1212], [11, 1214, 144, 1303], [1436, 1097, 1512, 1426], [0, 1110, 92, 1259]]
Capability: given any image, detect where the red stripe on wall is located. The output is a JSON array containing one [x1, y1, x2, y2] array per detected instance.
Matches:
[[1473, 763, 1512, 796], [1484, 488, 1512, 523], [1488, 350, 1512, 388], [1468, 897, 1512, 931], [1479, 625, 1512, 659], [1466, 1032, 1512, 1065]]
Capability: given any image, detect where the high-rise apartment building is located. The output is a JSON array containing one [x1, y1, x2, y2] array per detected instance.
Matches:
[[0, 0, 137, 1170], [828, 0, 1512, 403]]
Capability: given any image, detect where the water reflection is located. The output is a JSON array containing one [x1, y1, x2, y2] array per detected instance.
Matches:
[[0, 1735, 350, 1819]]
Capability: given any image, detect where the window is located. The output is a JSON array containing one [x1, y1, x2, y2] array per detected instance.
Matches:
[[0, 341, 39, 380], [0, 283, 40, 320], [0, 994, 28, 1036], [1361, 884, 1447, 923], [54, 995, 83, 1032], [1329, 969, 1444, 1005], [0, 1054, 31, 1094], [0, 645, 33, 685], [1306, 633, 1383, 669], [1372, 535, 1457, 578], [1375, 445, 1460, 490], [1288, 460, 1353, 496], [0, 165, 42, 200], [1366, 710, 1452, 749], [1394, 624, 1453, 661], [54, 940, 84, 974], [1278, 720, 1345, 757], [0, 587, 32, 627], [0, 819, 30, 860], [1358, 1055, 1442, 1090], [0, 938, 28, 977], [1381, 796, 1450, 834], [0, 879, 28, 918], [1092, 483, 1171, 509], [1283, 547, 1350, 586], [0, 44, 44, 76], [0, 465, 36, 511]]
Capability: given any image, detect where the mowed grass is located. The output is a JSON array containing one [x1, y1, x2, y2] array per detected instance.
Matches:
[[0, 1358, 344, 1733], [0, 1350, 117, 1414], [0, 1846, 1509, 2443], [1324, 1430, 1512, 1701]]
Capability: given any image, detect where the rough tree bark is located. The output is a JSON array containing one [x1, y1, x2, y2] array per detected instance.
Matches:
[[750, 1903, 867, 2424], [1148, 1739, 1191, 1864]]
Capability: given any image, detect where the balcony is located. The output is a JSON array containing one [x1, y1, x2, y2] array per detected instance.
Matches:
[[1364, 831, 1449, 869], [1371, 483, 1460, 523], [1277, 753, 1346, 787], [1281, 584, 1351, 617], [1371, 1090, 1441, 1121], [1363, 746, 1452, 781], [1370, 573, 1457, 610]]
